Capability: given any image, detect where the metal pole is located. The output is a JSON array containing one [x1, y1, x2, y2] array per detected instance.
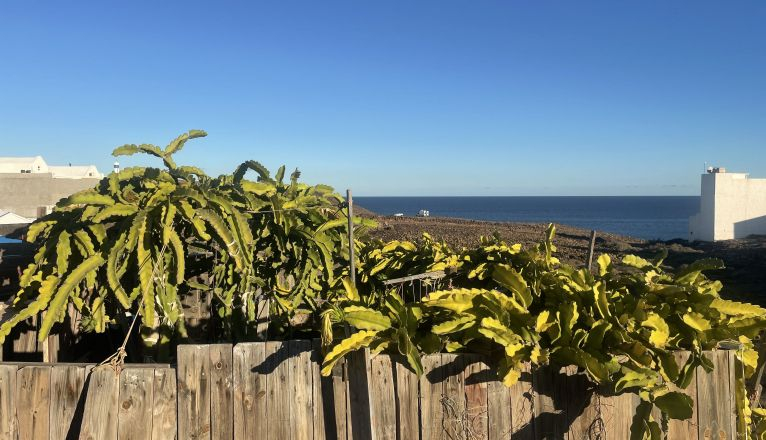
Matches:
[[346, 189, 356, 286]]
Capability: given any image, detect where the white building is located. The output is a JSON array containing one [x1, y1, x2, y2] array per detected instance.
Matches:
[[0, 211, 34, 225], [0, 156, 104, 218], [0, 156, 103, 179], [689, 168, 766, 241]]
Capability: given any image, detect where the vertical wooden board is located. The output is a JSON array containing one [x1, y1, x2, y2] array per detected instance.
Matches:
[[266, 341, 291, 440], [464, 355, 489, 440], [727, 350, 737, 437], [442, 354, 467, 440], [79, 367, 119, 440], [290, 340, 314, 440], [696, 350, 734, 439], [0, 365, 17, 440], [394, 357, 419, 440], [330, 360, 348, 440], [49, 365, 86, 440], [118, 368, 154, 440], [667, 351, 698, 440], [152, 367, 178, 440], [177, 344, 212, 440], [599, 390, 638, 440], [233, 343, 267, 440], [532, 365, 567, 440], [16, 365, 51, 440], [346, 348, 374, 440], [565, 366, 600, 440], [311, 339, 330, 440], [510, 362, 534, 440], [369, 355, 396, 440], [487, 368, 511, 440], [209, 344, 233, 440], [420, 354, 445, 440]]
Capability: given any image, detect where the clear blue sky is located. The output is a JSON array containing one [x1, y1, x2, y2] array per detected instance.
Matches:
[[1, 1, 764, 196]]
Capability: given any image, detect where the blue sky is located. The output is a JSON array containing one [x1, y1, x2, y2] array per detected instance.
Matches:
[[1, 1, 764, 196]]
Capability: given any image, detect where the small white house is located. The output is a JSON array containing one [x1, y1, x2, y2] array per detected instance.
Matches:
[[0, 211, 34, 225], [689, 168, 766, 241]]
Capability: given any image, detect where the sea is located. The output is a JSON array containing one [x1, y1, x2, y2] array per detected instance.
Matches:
[[355, 196, 700, 241]]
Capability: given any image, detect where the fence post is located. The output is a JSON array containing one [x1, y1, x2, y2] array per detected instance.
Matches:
[[346, 189, 356, 286], [586, 230, 597, 271]]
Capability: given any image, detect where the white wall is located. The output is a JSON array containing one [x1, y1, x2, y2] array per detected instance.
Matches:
[[689, 172, 766, 241]]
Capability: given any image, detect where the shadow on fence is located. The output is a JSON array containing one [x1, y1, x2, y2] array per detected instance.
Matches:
[[0, 342, 739, 440]]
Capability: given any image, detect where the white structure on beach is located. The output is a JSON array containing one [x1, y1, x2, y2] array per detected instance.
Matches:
[[689, 168, 766, 241]]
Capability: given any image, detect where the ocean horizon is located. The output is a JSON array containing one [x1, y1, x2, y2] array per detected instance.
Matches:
[[355, 196, 700, 241]]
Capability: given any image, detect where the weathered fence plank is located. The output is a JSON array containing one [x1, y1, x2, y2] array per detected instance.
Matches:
[[266, 341, 291, 439], [49, 365, 86, 440], [233, 343, 267, 440], [16, 365, 51, 440], [80, 367, 119, 440], [210, 344, 234, 440], [177, 344, 212, 440], [420, 354, 445, 440], [311, 339, 330, 440], [347, 349, 374, 440], [667, 351, 698, 440], [510, 361, 534, 439], [290, 340, 315, 440], [0, 346, 745, 440], [532, 366, 567, 440], [370, 355, 396, 440], [394, 357, 419, 440], [0, 365, 16, 440], [696, 350, 735, 439], [600, 388, 638, 440], [487, 370, 511, 440], [118, 368, 154, 440], [330, 359, 349, 440], [152, 367, 177, 440], [464, 355, 489, 439], [443, 354, 467, 439]]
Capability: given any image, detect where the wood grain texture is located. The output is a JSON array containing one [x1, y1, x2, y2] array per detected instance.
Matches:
[[118, 368, 154, 440], [266, 341, 291, 440], [330, 360, 348, 440], [16, 365, 51, 440], [311, 339, 330, 440], [532, 366, 566, 440], [565, 366, 600, 440], [209, 344, 233, 440], [177, 344, 212, 440], [152, 367, 177, 440], [696, 350, 734, 439], [346, 349, 374, 440], [290, 340, 315, 440], [600, 389, 638, 440], [509, 362, 534, 440], [463, 355, 489, 440], [79, 367, 119, 440], [233, 343, 267, 440], [369, 355, 396, 440], [667, 351, 698, 440], [49, 365, 86, 440], [393, 357, 419, 440], [420, 354, 445, 440], [442, 354, 467, 440], [0, 365, 16, 440], [487, 369, 511, 440]]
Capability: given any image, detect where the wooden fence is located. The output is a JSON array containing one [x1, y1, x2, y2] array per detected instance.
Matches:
[[0, 341, 738, 439]]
